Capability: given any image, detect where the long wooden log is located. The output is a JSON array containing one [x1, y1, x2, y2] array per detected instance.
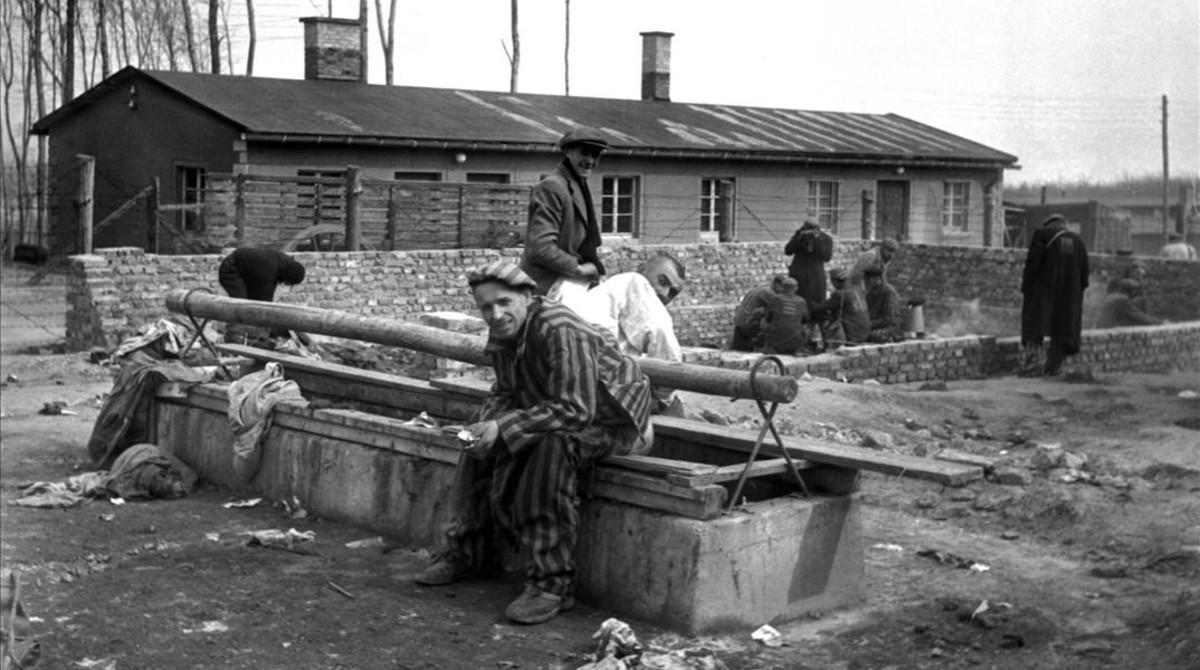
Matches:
[[165, 289, 798, 403]]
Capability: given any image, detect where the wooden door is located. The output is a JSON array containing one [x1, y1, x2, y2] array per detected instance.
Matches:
[[876, 180, 909, 241]]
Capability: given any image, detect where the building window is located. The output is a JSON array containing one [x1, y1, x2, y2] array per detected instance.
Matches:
[[701, 178, 735, 241], [807, 180, 840, 232], [942, 181, 970, 232], [176, 166, 206, 231], [601, 176, 639, 236], [393, 171, 442, 181], [297, 169, 345, 225], [465, 173, 510, 184]]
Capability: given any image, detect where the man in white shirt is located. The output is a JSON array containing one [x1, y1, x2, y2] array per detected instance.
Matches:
[[1160, 233, 1197, 261], [563, 253, 687, 415]]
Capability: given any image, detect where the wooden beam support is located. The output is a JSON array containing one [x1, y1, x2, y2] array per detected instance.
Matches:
[[652, 416, 982, 487]]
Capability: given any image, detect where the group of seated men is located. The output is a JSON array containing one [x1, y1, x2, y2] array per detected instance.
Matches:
[[729, 263, 909, 355]]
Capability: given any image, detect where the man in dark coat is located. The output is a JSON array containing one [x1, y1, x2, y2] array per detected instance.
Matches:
[[217, 247, 306, 339], [760, 278, 812, 355], [1020, 214, 1090, 375], [728, 274, 787, 351], [217, 247, 306, 302], [863, 266, 905, 343], [809, 267, 870, 346], [1096, 279, 1160, 329], [784, 220, 834, 305], [520, 127, 609, 296]]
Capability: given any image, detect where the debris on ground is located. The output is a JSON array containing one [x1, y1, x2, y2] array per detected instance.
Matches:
[[575, 618, 731, 669], [344, 536, 385, 549], [221, 497, 262, 508], [750, 624, 784, 647], [917, 548, 991, 572], [38, 400, 75, 415], [243, 528, 316, 552], [280, 495, 308, 519]]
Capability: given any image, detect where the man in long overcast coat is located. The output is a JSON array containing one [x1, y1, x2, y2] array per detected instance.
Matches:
[[1020, 214, 1090, 376]]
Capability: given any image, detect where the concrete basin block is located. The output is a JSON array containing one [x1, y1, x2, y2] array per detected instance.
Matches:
[[577, 494, 864, 634]]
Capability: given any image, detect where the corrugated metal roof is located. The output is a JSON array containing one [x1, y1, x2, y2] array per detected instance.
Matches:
[[35, 67, 1017, 167]]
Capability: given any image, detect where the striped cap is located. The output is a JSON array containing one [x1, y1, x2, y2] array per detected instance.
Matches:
[[467, 261, 537, 290]]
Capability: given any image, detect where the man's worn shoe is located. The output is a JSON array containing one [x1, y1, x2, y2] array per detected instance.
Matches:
[[505, 585, 573, 624], [414, 555, 471, 586]]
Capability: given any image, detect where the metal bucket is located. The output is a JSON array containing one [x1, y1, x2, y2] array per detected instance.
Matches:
[[906, 303, 925, 337]]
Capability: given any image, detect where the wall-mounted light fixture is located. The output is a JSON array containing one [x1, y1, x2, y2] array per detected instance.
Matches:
[[454, 152, 467, 164], [895, 166, 905, 175], [128, 85, 138, 110]]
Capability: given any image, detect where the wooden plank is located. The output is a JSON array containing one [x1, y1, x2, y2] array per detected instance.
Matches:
[[934, 448, 997, 471], [652, 416, 983, 486], [429, 376, 492, 398], [666, 458, 798, 487], [603, 454, 718, 478]]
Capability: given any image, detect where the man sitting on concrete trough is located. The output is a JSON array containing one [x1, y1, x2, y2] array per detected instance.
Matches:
[[564, 253, 687, 416], [728, 273, 788, 351], [415, 261, 654, 625]]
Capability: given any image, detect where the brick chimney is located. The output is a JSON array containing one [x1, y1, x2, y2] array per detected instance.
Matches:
[[301, 17, 365, 82], [640, 31, 674, 102]]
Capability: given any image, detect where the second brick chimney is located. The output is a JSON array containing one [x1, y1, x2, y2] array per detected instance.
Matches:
[[301, 17, 365, 83], [640, 31, 674, 102]]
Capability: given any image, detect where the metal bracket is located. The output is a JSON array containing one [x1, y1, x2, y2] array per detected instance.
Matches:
[[179, 288, 234, 380], [725, 355, 810, 513]]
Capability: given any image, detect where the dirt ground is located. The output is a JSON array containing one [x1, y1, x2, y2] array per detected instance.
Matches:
[[1, 348, 1198, 670]]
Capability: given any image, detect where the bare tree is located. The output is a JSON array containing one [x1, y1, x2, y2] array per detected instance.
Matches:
[[509, 0, 519, 93], [208, 0, 220, 73], [373, 0, 397, 84], [244, 0, 255, 75], [181, 0, 200, 71], [116, 0, 131, 65], [564, 0, 569, 95], [97, 0, 111, 77], [64, 0, 76, 99]]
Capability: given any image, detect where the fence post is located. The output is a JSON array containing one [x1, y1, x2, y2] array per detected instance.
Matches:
[[386, 185, 398, 250], [77, 154, 95, 253], [345, 165, 362, 251], [146, 178, 160, 253], [861, 189, 875, 240], [234, 173, 247, 246], [456, 185, 465, 248], [717, 179, 735, 242], [983, 178, 998, 248]]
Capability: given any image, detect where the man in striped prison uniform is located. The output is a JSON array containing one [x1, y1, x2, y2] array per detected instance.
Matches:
[[416, 260, 654, 625]]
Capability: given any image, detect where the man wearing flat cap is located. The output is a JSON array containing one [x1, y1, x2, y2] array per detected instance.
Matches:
[[416, 260, 654, 625], [848, 238, 901, 291], [520, 126, 611, 299], [809, 266, 870, 347], [1020, 213, 1089, 376]]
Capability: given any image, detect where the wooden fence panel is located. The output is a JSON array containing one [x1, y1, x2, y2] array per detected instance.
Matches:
[[195, 174, 530, 253]]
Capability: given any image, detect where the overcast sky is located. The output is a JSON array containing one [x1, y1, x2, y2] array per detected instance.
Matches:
[[236, 0, 1198, 186]]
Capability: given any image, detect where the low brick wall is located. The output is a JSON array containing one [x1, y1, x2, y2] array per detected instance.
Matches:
[[66, 243, 1200, 378], [678, 322, 1200, 383]]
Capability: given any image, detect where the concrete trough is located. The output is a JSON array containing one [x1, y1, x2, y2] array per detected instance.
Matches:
[[151, 357, 870, 633]]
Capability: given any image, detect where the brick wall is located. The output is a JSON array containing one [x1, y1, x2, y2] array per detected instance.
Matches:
[[66, 243, 1200, 377]]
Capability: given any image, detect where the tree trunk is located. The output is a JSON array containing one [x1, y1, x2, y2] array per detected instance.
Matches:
[[244, 0, 255, 75], [373, 0, 396, 85], [358, 0, 367, 82], [208, 0, 220, 74], [181, 0, 199, 71], [64, 0, 76, 100], [116, 0, 131, 65], [509, 0, 518, 93], [97, 0, 110, 77], [563, 0, 569, 95]]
